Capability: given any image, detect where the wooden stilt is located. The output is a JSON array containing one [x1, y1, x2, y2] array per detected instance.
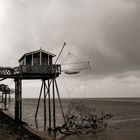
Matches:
[[55, 79, 66, 124], [52, 79, 56, 137], [19, 80, 22, 121], [15, 79, 19, 121], [15, 79, 22, 123], [48, 79, 52, 130], [35, 81, 43, 129], [44, 80, 47, 130]]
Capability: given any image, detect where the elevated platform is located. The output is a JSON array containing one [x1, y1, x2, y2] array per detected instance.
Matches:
[[0, 65, 61, 80]]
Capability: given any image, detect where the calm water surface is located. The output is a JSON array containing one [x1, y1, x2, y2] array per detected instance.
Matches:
[[7, 98, 140, 140]]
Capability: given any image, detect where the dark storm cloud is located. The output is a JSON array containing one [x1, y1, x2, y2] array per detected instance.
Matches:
[[60, 0, 140, 77], [0, 0, 140, 78]]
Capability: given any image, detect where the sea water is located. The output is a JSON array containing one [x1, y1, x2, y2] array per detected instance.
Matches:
[[7, 98, 140, 140]]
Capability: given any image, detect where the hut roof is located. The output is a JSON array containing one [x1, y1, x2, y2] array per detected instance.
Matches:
[[18, 49, 56, 62]]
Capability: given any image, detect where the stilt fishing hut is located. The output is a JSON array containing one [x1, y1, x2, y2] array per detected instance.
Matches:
[[0, 43, 112, 138], [0, 42, 67, 139], [0, 44, 64, 133], [0, 84, 13, 110], [17, 48, 62, 133]]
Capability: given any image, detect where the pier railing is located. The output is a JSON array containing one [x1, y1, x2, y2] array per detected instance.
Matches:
[[0, 67, 13, 78], [0, 65, 61, 79], [15, 65, 61, 74]]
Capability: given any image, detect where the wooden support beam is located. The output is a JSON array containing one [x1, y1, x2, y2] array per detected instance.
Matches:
[[15, 79, 22, 123], [52, 79, 56, 137], [19, 80, 22, 121], [43, 80, 47, 130], [55, 79, 66, 124], [15, 79, 19, 121], [48, 79, 52, 130], [35, 82, 43, 121], [35, 81, 44, 130]]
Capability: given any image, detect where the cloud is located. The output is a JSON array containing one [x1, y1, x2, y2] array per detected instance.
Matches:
[[0, 0, 140, 78]]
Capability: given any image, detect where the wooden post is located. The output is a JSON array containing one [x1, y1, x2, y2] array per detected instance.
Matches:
[[35, 81, 43, 120], [55, 79, 66, 124], [15, 79, 19, 121], [35, 81, 43, 129], [15, 79, 22, 123], [19, 80, 22, 121], [43, 80, 47, 130], [52, 79, 56, 136], [48, 79, 51, 130]]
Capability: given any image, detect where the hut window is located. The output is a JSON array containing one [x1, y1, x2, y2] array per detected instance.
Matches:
[[26, 55, 32, 65], [33, 52, 40, 65], [42, 52, 48, 65]]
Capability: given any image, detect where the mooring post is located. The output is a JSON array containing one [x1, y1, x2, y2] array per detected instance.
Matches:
[[52, 79, 56, 137], [15, 79, 22, 123]]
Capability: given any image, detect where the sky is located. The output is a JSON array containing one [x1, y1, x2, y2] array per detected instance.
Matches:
[[0, 0, 140, 98]]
